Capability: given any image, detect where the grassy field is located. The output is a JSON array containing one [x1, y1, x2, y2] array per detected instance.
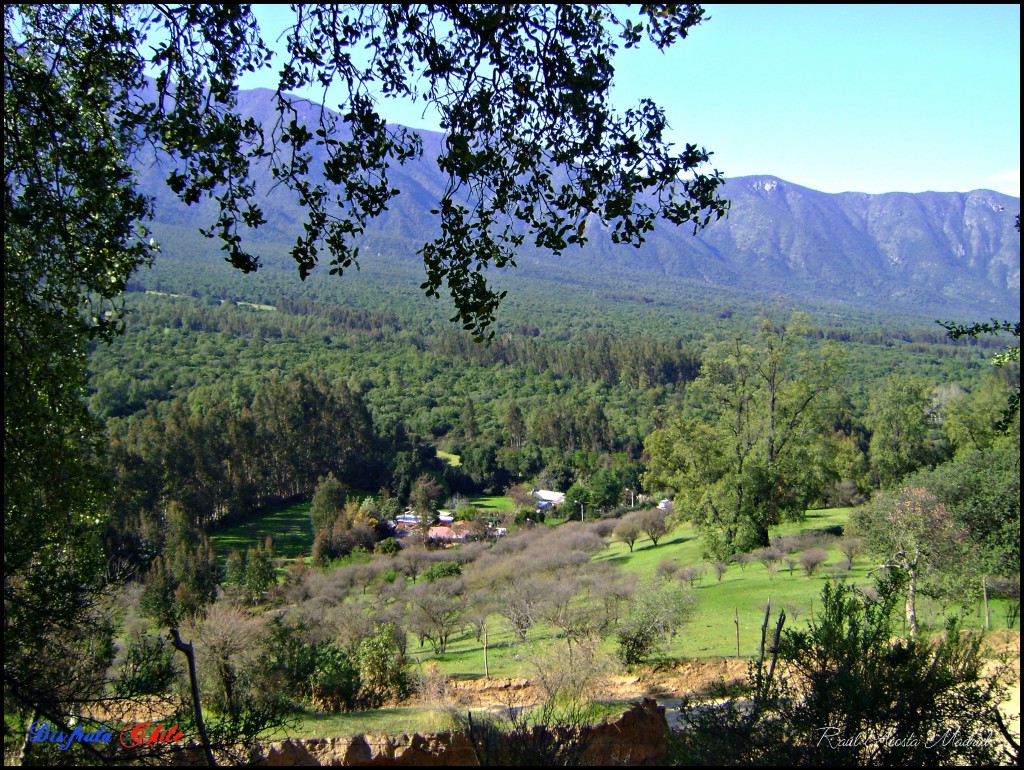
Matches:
[[404, 507, 1014, 680], [276, 706, 460, 740], [437, 451, 462, 467], [399, 513, 857, 679], [467, 495, 516, 514], [594, 510, 866, 658], [199, 500, 1017, 742], [210, 500, 1015, 678], [211, 502, 314, 560]]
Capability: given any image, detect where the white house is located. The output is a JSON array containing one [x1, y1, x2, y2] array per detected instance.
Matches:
[[532, 489, 566, 509]]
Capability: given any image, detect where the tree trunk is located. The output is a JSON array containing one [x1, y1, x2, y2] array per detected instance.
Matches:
[[905, 568, 919, 637], [170, 628, 217, 766]]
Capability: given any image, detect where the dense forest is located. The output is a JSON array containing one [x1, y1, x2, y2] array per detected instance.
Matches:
[[91, 243, 1018, 564]]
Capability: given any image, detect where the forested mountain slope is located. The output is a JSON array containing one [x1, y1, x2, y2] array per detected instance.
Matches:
[[135, 88, 1020, 320]]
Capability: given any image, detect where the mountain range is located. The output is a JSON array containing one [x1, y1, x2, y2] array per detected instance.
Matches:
[[138, 88, 1020, 320]]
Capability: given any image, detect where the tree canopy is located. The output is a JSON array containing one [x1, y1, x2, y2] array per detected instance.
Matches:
[[6, 3, 727, 340], [643, 312, 843, 556], [938, 319, 1020, 430]]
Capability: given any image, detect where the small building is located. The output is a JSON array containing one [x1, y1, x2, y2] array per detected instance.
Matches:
[[427, 525, 464, 543], [396, 511, 423, 526], [532, 489, 565, 509]]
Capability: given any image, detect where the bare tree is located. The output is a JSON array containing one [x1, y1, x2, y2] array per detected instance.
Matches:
[[839, 537, 863, 568], [613, 517, 644, 552], [754, 547, 784, 580], [655, 559, 680, 581], [638, 508, 671, 546], [729, 552, 753, 571], [405, 577, 468, 654], [798, 549, 829, 577], [397, 546, 434, 583], [495, 575, 549, 644], [322, 597, 381, 658], [584, 564, 638, 636], [505, 483, 536, 514], [679, 566, 705, 588]]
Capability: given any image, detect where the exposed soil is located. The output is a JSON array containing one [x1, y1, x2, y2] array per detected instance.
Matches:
[[446, 634, 1020, 736], [982, 630, 1021, 736], [445, 657, 749, 712]]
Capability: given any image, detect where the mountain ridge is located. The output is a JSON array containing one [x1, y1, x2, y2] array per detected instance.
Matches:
[[137, 89, 1020, 319]]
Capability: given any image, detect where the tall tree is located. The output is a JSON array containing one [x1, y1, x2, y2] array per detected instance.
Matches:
[[5, 1, 153, 730], [460, 398, 478, 442], [940, 376, 1017, 455], [938, 319, 1020, 432], [865, 376, 947, 489], [644, 313, 842, 557], [310, 473, 348, 536], [504, 402, 527, 450], [899, 434, 1020, 580], [851, 486, 972, 636]]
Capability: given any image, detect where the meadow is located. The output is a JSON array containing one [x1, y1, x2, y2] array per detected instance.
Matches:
[[214, 500, 1016, 687], [197, 496, 1022, 742]]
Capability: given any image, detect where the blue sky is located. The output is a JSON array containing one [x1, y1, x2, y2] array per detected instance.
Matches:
[[244, 4, 1020, 197]]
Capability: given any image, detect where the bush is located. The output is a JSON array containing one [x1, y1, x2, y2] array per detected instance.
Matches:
[[455, 503, 480, 521], [616, 580, 695, 665], [798, 548, 828, 577], [513, 508, 545, 525], [265, 613, 319, 701], [654, 559, 679, 581], [672, 577, 1018, 765], [309, 642, 360, 711], [356, 624, 412, 708], [422, 560, 462, 581], [113, 631, 177, 697], [678, 566, 704, 588]]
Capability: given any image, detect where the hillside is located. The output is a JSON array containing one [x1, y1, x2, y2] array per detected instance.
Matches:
[[134, 87, 1021, 321]]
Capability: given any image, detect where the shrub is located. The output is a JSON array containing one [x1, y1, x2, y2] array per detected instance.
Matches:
[[455, 503, 480, 521], [356, 623, 412, 708], [616, 580, 695, 665], [728, 552, 752, 571], [113, 631, 177, 697], [374, 537, 400, 555], [513, 508, 545, 525], [798, 548, 828, 577], [672, 577, 1017, 765], [654, 559, 679, 581], [309, 642, 360, 711], [422, 560, 463, 581], [678, 566, 704, 588]]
